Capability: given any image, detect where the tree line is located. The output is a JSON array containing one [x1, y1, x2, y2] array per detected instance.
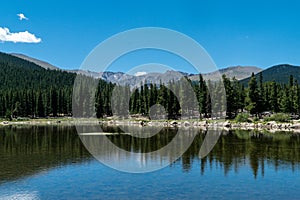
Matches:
[[94, 72, 300, 119], [1, 50, 300, 120], [2, 71, 300, 120]]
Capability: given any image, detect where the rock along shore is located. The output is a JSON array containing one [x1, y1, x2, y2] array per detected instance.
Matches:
[[1, 118, 299, 133]]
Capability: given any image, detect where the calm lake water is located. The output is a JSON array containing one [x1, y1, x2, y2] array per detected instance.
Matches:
[[0, 125, 300, 199]]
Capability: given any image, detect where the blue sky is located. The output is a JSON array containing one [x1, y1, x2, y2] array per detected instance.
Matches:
[[1, 0, 300, 73]]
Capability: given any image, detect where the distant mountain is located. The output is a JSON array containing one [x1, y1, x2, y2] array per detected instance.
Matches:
[[210, 66, 261, 80], [189, 66, 262, 81], [68, 69, 102, 78], [96, 66, 261, 87], [11, 53, 60, 70], [6, 51, 300, 90], [97, 70, 188, 87], [10, 53, 103, 78], [240, 64, 300, 85], [8, 52, 262, 86]]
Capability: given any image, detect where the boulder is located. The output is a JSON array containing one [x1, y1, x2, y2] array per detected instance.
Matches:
[[183, 121, 190, 126], [192, 121, 199, 126], [170, 121, 178, 125], [199, 121, 207, 127], [223, 121, 231, 128]]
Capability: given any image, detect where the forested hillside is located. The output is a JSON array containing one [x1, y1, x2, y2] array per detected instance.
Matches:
[[0, 52, 76, 118], [1, 51, 300, 120], [240, 64, 300, 85]]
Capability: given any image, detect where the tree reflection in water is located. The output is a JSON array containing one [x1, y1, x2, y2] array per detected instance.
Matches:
[[0, 125, 300, 182]]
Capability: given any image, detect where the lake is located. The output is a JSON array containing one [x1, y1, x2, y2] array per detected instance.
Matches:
[[0, 125, 300, 199]]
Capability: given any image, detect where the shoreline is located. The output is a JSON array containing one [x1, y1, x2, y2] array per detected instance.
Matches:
[[1, 118, 300, 133]]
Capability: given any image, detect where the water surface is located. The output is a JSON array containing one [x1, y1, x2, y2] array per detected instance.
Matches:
[[0, 125, 300, 199]]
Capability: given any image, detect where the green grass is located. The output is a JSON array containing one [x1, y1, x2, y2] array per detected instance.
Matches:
[[264, 113, 290, 123], [234, 113, 251, 123]]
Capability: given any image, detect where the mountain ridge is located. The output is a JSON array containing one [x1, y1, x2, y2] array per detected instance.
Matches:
[[11, 53, 60, 70], [5, 52, 300, 86], [240, 64, 300, 85], [7, 52, 262, 87]]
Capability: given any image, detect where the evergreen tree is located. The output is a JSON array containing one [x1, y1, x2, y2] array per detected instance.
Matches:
[[37, 92, 45, 117], [198, 74, 208, 118], [257, 72, 265, 113], [222, 75, 235, 118], [269, 82, 279, 112], [246, 73, 259, 115]]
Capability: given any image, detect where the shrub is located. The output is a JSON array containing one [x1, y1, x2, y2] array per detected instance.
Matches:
[[253, 117, 259, 122], [264, 113, 290, 123], [234, 113, 250, 123]]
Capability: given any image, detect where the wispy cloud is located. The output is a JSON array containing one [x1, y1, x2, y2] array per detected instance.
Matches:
[[0, 27, 41, 43], [17, 13, 28, 21]]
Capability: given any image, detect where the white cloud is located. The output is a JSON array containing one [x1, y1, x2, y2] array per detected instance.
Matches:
[[0, 27, 41, 43], [134, 71, 147, 76], [17, 13, 28, 20]]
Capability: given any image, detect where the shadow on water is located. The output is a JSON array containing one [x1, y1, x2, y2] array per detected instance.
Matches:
[[1, 125, 300, 182], [0, 125, 91, 183]]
